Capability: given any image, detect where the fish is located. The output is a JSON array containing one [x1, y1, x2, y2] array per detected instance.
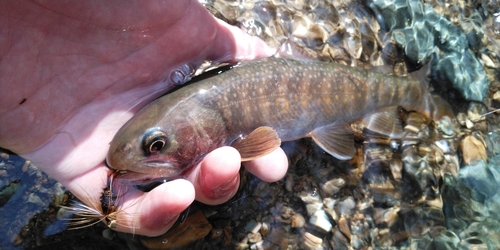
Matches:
[[106, 57, 451, 185]]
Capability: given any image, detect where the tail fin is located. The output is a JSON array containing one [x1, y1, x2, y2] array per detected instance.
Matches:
[[409, 60, 455, 128], [416, 94, 455, 136]]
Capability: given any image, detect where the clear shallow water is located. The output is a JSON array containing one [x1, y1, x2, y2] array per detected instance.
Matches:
[[2, 0, 500, 249]]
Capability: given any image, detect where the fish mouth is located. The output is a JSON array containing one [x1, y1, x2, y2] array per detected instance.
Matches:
[[137, 160, 176, 170], [111, 160, 183, 187], [113, 170, 177, 188]]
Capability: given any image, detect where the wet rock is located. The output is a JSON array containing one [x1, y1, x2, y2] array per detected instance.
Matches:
[[460, 134, 488, 165], [337, 197, 355, 216], [425, 196, 443, 209], [459, 159, 500, 200], [102, 228, 115, 241], [244, 220, 260, 233], [300, 191, 323, 215], [337, 216, 351, 242], [309, 210, 332, 233], [27, 193, 45, 207], [0, 181, 20, 206], [432, 229, 459, 249], [409, 233, 432, 249], [0, 152, 9, 159], [247, 232, 262, 243], [467, 102, 488, 123], [252, 181, 272, 198], [278, 205, 294, 222], [459, 237, 489, 250], [320, 178, 345, 196], [373, 206, 399, 227], [485, 131, 500, 156], [290, 213, 306, 228], [369, 0, 489, 102], [259, 222, 270, 236], [303, 232, 324, 249], [140, 210, 212, 249], [322, 198, 338, 222]]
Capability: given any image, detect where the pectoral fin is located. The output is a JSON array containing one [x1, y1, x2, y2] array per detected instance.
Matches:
[[310, 124, 355, 160], [231, 126, 282, 161], [362, 106, 403, 138]]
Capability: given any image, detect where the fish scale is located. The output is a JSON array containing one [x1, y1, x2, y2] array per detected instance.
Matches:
[[106, 57, 448, 185], [202, 58, 423, 140]]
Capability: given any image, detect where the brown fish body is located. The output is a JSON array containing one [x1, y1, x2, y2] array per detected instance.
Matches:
[[210, 59, 425, 138], [107, 57, 438, 184]]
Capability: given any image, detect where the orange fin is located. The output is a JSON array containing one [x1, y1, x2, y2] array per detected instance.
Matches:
[[231, 126, 282, 161], [310, 124, 355, 160], [362, 106, 404, 138]]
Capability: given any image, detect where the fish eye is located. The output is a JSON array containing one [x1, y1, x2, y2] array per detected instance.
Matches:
[[142, 128, 168, 155]]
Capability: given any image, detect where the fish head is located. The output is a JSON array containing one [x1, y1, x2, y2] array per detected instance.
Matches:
[[106, 99, 227, 185]]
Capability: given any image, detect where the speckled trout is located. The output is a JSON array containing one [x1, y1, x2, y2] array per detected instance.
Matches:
[[107, 57, 449, 184]]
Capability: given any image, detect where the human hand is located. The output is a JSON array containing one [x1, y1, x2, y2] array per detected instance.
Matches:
[[0, 0, 288, 236]]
